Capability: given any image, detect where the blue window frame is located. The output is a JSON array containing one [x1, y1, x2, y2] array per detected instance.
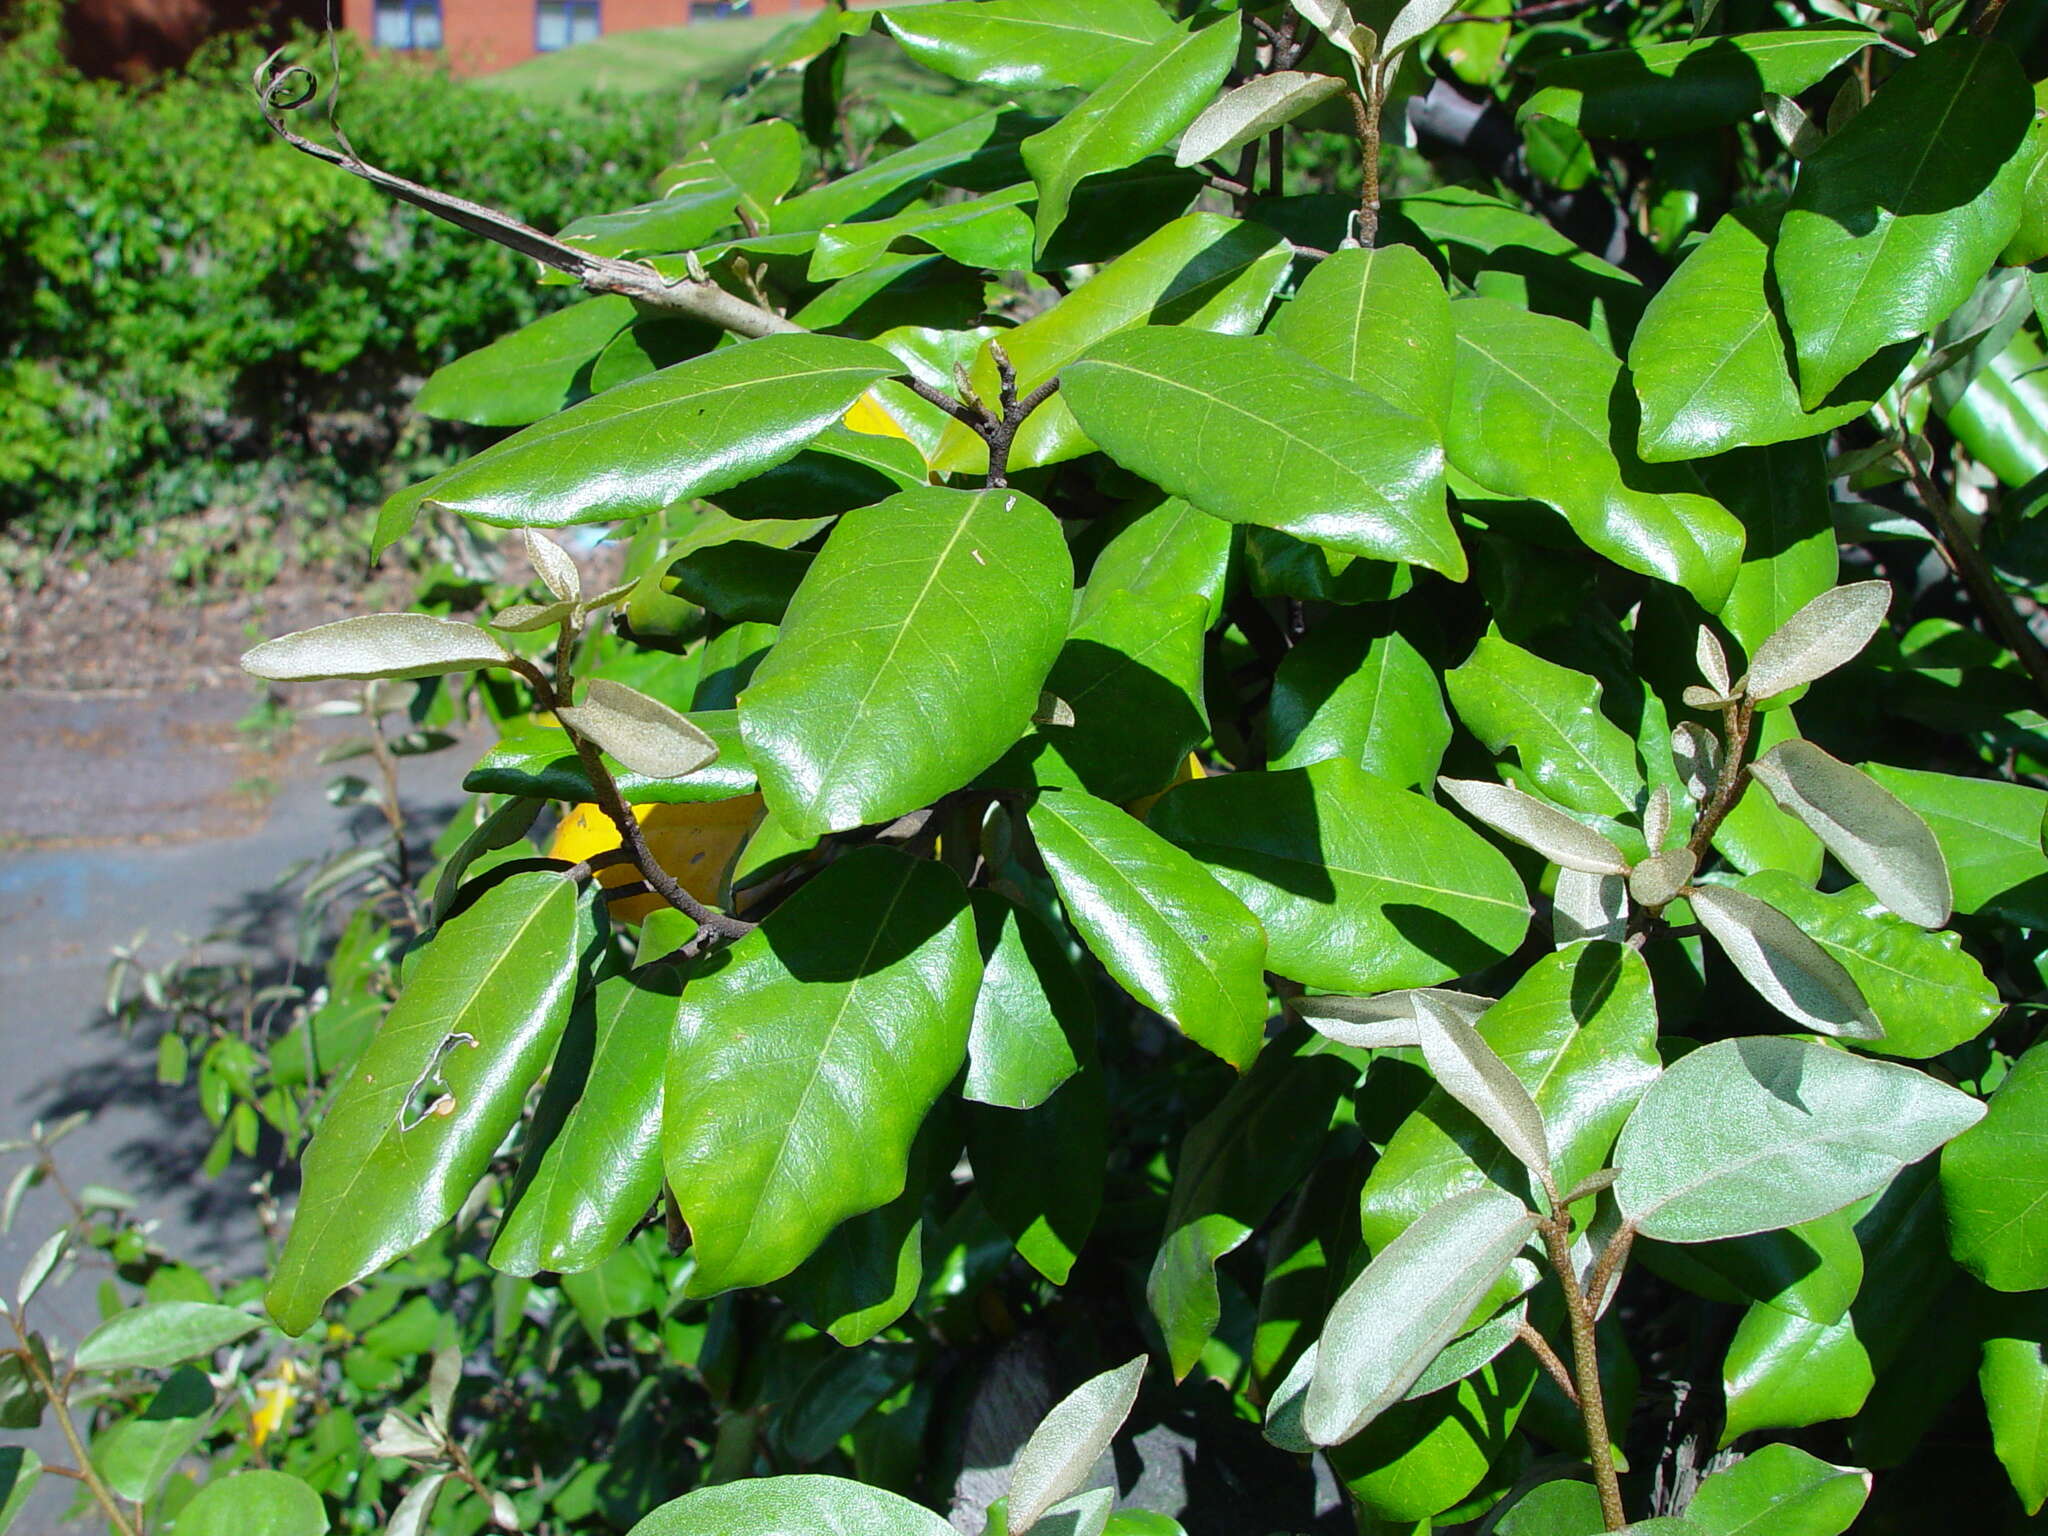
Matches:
[[373, 0, 441, 49], [537, 0, 601, 51], [689, 1, 748, 16]]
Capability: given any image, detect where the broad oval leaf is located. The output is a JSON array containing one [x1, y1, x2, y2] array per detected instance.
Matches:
[[1064, 328, 1464, 578], [1776, 37, 2035, 407], [1079, 496, 1234, 631], [964, 892, 1087, 1111], [1685, 1442, 1871, 1536], [1008, 1356, 1146, 1534], [1413, 995, 1552, 1182], [664, 848, 976, 1294], [740, 486, 1072, 839], [1687, 882, 1881, 1040], [266, 872, 583, 1334], [1747, 739, 1950, 927], [1943, 1039, 2048, 1292], [1742, 580, 1891, 703], [1447, 297, 1744, 606], [1023, 20, 1239, 251], [1555, 867, 1629, 946], [1446, 632, 1644, 819], [626, 1474, 956, 1536], [1981, 1300, 2048, 1515], [1301, 1186, 1539, 1446], [558, 679, 720, 783], [1629, 848, 1697, 910], [1521, 30, 1874, 139], [74, 1302, 261, 1373], [1175, 72, 1349, 168], [563, 119, 801, 259], [1720, 1304, 1874, 1443], [1268, 243, 1455, 435], [1437, 778, 1629, 875], [174, 1471, 329, 1536], [413, 334, 898, 529], [1614, 1036, 1985, 1244], [414, 295, 637, 428], [1269, 620, 1451, 789], [879, 0, 1178, 92], [241, 614, 506, 684], [1861, 764, 2048, 928]]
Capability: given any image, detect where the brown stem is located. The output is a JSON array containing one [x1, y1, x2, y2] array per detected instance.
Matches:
[[12, 1329, 140, 1536], [1347, 83, 1384, 247], [1974, 0, 2012, 34], [1904, 448, 2048, 707], [1515, 1321, 1579, 1405], [1587, 1221, 1636, 1321], [1267, 127, 1285, 199], [1541, 1215, 1627, 1530], [1683, 697, 1755, 866]]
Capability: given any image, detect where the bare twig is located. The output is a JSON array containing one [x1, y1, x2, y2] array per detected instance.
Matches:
[[1541, 1213, 1628, 1530], [1682, 697, 1756, 867], [1516, 1321, 1579, 1405], [897, 346, 1060, 489], [251, 51, 797, 339], [1902, 445, 2048, 706]]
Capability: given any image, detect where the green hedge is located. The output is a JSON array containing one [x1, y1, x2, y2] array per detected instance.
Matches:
[[0, 4, 706, 559]]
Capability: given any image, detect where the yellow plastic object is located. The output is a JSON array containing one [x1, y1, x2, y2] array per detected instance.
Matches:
[[1127, 752, 1206, 820], [548, 794, 766, 924], [842, 388, 914, 441]]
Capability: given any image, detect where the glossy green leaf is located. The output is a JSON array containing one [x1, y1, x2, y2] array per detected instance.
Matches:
[[1325, 1350, 1539, 1523], [1721, 1305, 1874, 1443], [91, 1366, 214, 1502], [1078, 497, 1234, 631], [1614, 1037, 1984, 1244], [1301, 1187, 1538, 1445], [1008, 1356, 1145, 1534], [1640, 1210, 1865, 1325], [1943, 1039, 2048, 1292], [968, 1057, 1106, 1286], [1735, 872, 1999, 1060], [1689, 1444, 1869, 1536], [1861, 764, 2048, 927], [1629, 205, 1908, 462], [414, 295, 635, 427], [1776, 37, 2035, 407], [1981, 1294, 2048, 1515], [665, 848, 975, 1294], [1176, 71, 1349, 168], [1446, 632, 1642, 817], [563, 119, 801, 259], [1448, 296, 1744, 605], [1023, 21, 1238, 252], [466, 713, 757, 806], [1267, 242, 1455, 435], [773, 107, 1031, 233], [1064, 328, 1463, 578], [0, 1448, 40, 1536], [740, 486, 1071, 838], [810, 187, 1034, 281], [74, 1301, 261, 1372], [175, 1471, 330, 1536], [1028, 789, 1269, 1068], [1711, 705, 1822, 881], [1746, 740, 1949, 927], [664, 542, 811, 627], [267, 873, 583, 1334], [1701, 442, 1839, 659], [626, 1475, 956, 1536], [1687, 882, 1881, 1040], [241, 613, 506, 684], [588, 314, 719, 395], [879, 0, 1178, 92], [413, 334, 898, 530], [491, 966, 686, 1277], [1496, 1479, 1603, 1535], [932, 215, 1291, 474], [709, 425, 925, 520], [1522, 30, 1872, 139], [1269, 619, 1451, 789], [964, 893, 1086, 1110], [1359, 942, 1658, 1248], [1147, 1040, 1353, 1378], [1151, 757, 1529, 993]]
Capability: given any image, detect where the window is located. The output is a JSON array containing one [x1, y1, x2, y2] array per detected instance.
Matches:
[[689, 2, 749, 17], [372, 0, 441, 49], [537, 0, 601, 51]]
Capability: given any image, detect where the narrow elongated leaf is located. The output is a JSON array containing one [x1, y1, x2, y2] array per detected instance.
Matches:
[[1446, 634, 1642, 818], [1008, 1357, 1146, 1534], [1291, 986, 1490, 1050], [1862, 764, 2048, 927], [740, 486, 1072, 838], [1736, 872, 1999, 1060], [664, 849, 976, 1294], [1414, 995, 1551, 1182], [1614, 1036, 1985, 1244], [466, 713, 757, 807], [1448, 297, 1744, 606], [626, 1475, 956, 1536], [1383, 0, 1460, 56], [933, 215, 1291, 474], [1176, 72, 1348, 167], [267, 873, 583, 1334], [1687, 883, 1880, 1039], [1521, 30, 1873, 139], [1981, 1296, 2048, 1514], [1776, 37, 2035, 407], [771, 108, 1029, 233], [1065, 329, 1463, 577], [563, 119, 800, 258], [879, 0, 1178, 92], [1268, 243, 1455, 434], [412, 334, 898, 529], [75, 1302, 261, 1372], [1629, 205, 1908, 462], [1437, 778, 1628, 875], [1742, 581, 1890, 702], [173, 1471, 329, 1536], [414, 295, 637, 427], [1270, 620, 1451, 789], [1302, 1187, 1538, 1445], [1023, 21, 1239, 251], [241, 614, 506, 684], [810, 187, 1035, 281], [557, 680, 720, 783], [1747, 740, 1949, 927], [1029, 789, 1269, 1068], [1151, 758, 1530, 993], [1943, 1039, 2048, 1292]]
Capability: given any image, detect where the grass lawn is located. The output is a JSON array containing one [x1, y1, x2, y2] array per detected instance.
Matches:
[[474, 14, 792, 103]]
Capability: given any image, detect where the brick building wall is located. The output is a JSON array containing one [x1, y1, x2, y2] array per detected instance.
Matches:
[[337, 0, 820, 76]]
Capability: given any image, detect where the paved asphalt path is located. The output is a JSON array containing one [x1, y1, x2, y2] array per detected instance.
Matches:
[[0, 682, 477, 1530]]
